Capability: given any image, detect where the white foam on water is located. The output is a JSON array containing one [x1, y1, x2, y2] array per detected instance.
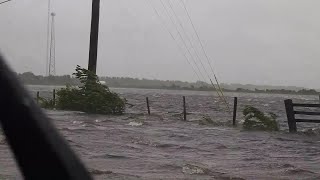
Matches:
[[128, 121, 143, 127]]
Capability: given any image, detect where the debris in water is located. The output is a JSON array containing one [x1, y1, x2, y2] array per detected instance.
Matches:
[[242, 106, 279, 131], [301, 128, 320, 136], [199, 116, 227, 126], [89, 169, 113, 175]]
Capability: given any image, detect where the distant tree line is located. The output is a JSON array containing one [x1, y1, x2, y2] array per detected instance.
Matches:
[[234, 88, 319, 95], [17, 72, 320, 95], [17, 72, 79, 85]]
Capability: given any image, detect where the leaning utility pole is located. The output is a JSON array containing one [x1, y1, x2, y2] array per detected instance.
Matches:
[[88, 0, 100, 74]]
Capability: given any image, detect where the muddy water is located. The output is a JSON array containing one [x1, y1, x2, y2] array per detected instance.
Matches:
[[1, 87, 320, 179]]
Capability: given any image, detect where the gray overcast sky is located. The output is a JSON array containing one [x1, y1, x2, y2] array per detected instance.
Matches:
[[1, 0, 320, 88]]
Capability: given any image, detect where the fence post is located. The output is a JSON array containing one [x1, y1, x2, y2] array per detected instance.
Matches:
[[233, 97, 238, 126], [146, 97, 150, 115], [284, 99, 297, 132], [183, 96, 186, 121], [36, 91, 40, 104], [53, 89, 56, 107]]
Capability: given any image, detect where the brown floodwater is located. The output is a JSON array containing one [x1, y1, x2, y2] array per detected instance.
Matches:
[[1, 87, 320, 179]]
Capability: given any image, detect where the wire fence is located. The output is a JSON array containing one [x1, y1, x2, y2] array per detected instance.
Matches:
[[31, 88, 320, 132]]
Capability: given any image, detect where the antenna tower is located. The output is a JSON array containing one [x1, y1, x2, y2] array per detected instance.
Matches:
[[48, 12, 56, 76]]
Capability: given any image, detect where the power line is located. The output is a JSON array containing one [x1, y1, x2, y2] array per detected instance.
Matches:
[[163, 0, 229, 110], [178, 0, 224, 86], [146, 0, 201, 81], [167, 0, 206, 75], [0, 0, 13, 5], [158, 0, 207, 82], [159, 0, 231, 112], [179, 0, 217, 78], [179, 0, 230, 111], [146, 0, 230, 111], [165, 0, 224, 100]]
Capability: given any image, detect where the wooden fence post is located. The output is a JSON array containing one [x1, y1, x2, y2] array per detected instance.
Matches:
[[53, 89, 56, 107], [183, 96, 186, 121], [233, 97, 238, 126], [36, 91, 40, 104], [146, 97, 150, 115], [284, 99, 297, 132]]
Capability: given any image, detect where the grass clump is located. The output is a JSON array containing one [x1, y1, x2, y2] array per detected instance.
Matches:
[[55, 65, 126, 115], [242, 106, 279, 131], [38, 97, 55, 109]]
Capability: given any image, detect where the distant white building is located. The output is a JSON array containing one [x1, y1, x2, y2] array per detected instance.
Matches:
[[99, 81, 106, 84]]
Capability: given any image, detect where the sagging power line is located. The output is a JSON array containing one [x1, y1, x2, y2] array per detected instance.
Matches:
[[165, 0, 225, 100], [0, 0, 13, 5], [146, 0, 201, 81], [178, 0, 230, 110], [146, 0, 230, 111], [159, 0, 230, 111], [158, 0, 207, 81]]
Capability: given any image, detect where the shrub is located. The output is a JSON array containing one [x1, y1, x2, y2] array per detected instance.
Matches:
[[38, 97, 55, 109], [55, 65, 126, 115], [242, 106, 279, 131]]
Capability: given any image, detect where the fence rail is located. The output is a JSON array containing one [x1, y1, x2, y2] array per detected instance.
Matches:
[[284, 99, 320, 132], [293, 103, 320, 108]]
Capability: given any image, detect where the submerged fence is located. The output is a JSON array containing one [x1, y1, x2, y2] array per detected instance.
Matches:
[[36, 89, 239, 125], [35, 89, 56, 107], [35, 89, 320, 132], [144, 95, 238, 125]]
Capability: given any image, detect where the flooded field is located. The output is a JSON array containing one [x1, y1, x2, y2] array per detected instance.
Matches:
[[1, 86, 320, 179]]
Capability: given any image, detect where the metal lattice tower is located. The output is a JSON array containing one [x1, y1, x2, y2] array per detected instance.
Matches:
[[48, 12, 56, 76]]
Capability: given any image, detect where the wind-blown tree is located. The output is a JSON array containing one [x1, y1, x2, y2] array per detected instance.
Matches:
[[56, 65, 126, 114]]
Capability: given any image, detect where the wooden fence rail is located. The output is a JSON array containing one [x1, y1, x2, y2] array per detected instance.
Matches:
[[284, 99, 320, 132]]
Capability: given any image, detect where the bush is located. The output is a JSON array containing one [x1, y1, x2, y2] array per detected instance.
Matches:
[[38, 97, 55, 109], [55, 65, 126, 115], [242, 106, 279, 131]]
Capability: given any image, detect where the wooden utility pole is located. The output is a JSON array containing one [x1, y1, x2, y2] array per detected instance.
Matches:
[[88, 0, 100, 74]]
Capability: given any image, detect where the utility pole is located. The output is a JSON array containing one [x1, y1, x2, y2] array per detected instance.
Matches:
[[88, 0, 100, 74]]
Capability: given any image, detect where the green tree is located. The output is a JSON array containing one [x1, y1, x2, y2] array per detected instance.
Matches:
[[56, 66, 126, 114]]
